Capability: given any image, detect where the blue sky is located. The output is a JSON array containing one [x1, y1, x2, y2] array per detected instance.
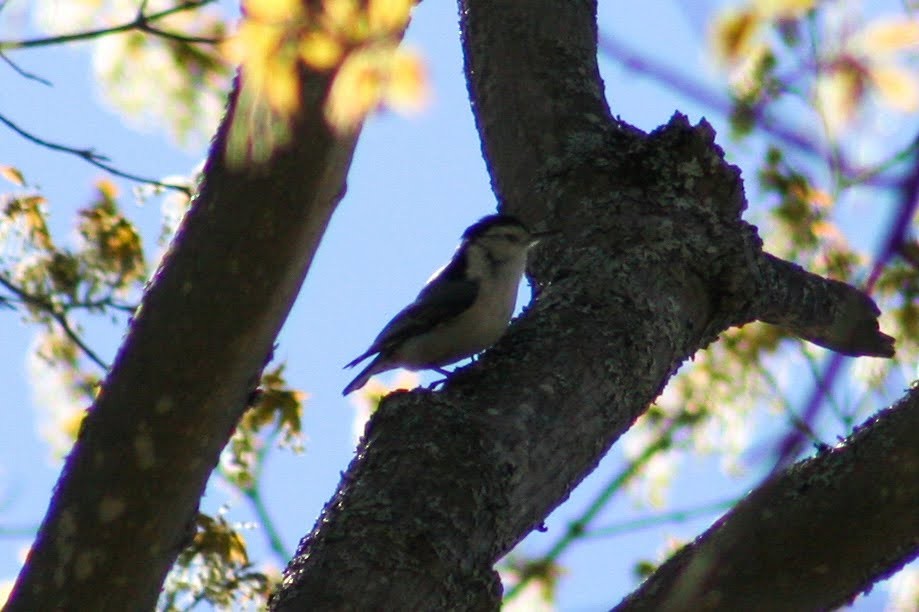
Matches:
[[0, 1, 912, 609]]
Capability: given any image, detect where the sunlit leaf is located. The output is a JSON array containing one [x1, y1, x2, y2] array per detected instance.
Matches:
[[815, 63, 867, 137], [712, 9, 761, 64], [857, 17, 919, 56], [368, 0, 414, 34], [384, 48, 428, 112], [299, 30, 344, 69], [96, 178, 119, 201], [4, 195, 53, 250], [324, 0, 364, 38], [869, 65, 919, 111], [325, 47, 386, 132], [754, 0, 816, 20], [244, 0, 303, 22], [264, 54, 301, 116], [0, 165, 25, 186]]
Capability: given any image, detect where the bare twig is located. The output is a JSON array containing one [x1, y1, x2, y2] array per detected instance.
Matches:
[[0, 0, 218, 50], [768, 136, 919, 474], [0, 275, 110, 370], [0, 112, 192, 194], [0, 50, 52, 86], [504, 418, 679, 602], [584, 497, 737, 539], [597, 30, 901, 189], [217, 428, 293, 564]]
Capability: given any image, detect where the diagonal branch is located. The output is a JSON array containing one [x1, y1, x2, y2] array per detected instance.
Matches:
[[615, 388, 919, 611], [0, 112, 192, 194], [0, 50, 52, 85], [0, 0, 217, 50], [0, 275, 109, 370]]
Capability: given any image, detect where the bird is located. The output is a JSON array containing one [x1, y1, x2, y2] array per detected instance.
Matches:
[[342, 214, 546, 395]]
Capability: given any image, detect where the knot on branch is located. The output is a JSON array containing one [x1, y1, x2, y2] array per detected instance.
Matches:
[[591, 114, 896, 360]]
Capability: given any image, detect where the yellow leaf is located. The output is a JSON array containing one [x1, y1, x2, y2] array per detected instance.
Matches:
[[299, 31, 344, 69], [368, 0, 413, 34], [0, 165, 24, 186], [712, 9, 761, 64], [264, 54, 301, 115], [244, 0, 303, 22], [325, 48, 384, 132], [229, 20, 284, 67], [384, 48, 428, 112], [869, 65, 919, 111], [858, 17, 919, 56], [324, 0, 362, 33], [815, 66, 866, 137], [808, 187, 833, 209], [60, 409, 88, 444], [812, 219, 842, 240], [754, 0, 816, 20], [96, 178, 119, 200]]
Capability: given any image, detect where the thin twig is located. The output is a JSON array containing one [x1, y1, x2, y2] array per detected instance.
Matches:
[[504, 418, 679, 602], [216, 428, 293, 564], [583, 497, 737, 539], [768, 137, 919, 475], [0, 0, 218, 50], [0, 112, 192, 194], [0, 50, 52, 86], [597, 30, 900, 189], [242, 484, 292, 563], [0, 275, 110, 370]]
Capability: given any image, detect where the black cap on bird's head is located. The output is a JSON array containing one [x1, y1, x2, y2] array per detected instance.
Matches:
[[461, 214, 527, 242]]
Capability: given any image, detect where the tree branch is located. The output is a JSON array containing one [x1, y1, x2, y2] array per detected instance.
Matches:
[[0, 0, 218, 50], [0, 275, 110, 370], [615, 386, 919, 611], [0, 50, 52, 85], [0, 112, 192, 194], [6, 46, 360, 612]]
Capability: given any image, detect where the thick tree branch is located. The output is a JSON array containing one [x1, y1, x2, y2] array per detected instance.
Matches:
[[615, 385, 919, 611], [754, 254, 894, 357], [6, 69, 358, 612]]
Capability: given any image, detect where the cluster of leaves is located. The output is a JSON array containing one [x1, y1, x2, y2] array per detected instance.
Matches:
[[222, 363, 306, 493], [0, 171, 143, 425], [225, 0, 427, 164], [713, 0, 919, 139], [17, 0, 234, 147], [0, 159, 306, 602], [645, 0, 919, 482], [159, 511, 278, 611]]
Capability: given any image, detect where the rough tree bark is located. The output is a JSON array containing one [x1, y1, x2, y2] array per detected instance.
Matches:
[[6, 68, 362, 612], [269, 1, 904, 610], [8, 0, 910, 610]]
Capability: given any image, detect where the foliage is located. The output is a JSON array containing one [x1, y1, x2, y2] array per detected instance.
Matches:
[[0, 0, 917, 609], [224, 0, 427, 165]]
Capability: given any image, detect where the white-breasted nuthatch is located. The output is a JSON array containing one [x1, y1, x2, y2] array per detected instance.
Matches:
[[342, 214, 545, 395]]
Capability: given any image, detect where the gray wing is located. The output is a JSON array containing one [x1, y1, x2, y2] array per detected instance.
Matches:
[[345, 253, 477, 367]]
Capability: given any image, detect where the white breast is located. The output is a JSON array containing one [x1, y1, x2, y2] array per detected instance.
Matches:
[[393, 248, 527, 369]]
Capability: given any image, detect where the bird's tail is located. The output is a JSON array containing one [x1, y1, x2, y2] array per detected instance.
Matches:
[[342, 355, 387, 396]]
